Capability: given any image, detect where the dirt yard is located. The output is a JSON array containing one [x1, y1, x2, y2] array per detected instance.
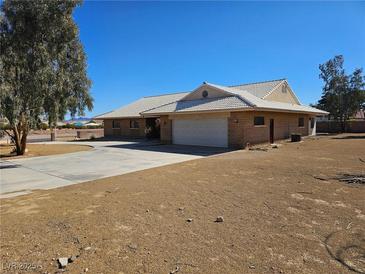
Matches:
[[0, 143, 92, 158], [0, 134, 364, 273]]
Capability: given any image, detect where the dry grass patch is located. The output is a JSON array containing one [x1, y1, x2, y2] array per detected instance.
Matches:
[[0, 143, 92, 158]]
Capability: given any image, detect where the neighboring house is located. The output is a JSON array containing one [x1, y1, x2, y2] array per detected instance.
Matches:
[[65, 117, 93, 125], [62, 118, 103, 127], [84, 121, 102, 127], [95, 79, 328, 148]]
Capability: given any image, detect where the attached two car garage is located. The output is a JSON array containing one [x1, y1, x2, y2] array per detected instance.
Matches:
[[172, 118, 228, 148]]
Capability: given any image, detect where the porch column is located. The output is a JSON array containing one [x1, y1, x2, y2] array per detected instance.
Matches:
[[309, 116, 317, 136]]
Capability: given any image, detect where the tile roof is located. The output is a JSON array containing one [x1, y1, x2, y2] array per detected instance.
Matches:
[[95, 92, 189, 118], [202, 83, 327, 115], [206, 83, 264, 106], [254, 100, 328, 114], [95, 79, 328, 118], [230, 79, 285, 98], [141, 96, 250, 115]]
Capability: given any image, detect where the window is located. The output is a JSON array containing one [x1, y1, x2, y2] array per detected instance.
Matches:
[[254, 116, 265, 126], [202, 90, 208, 98], [130, 119, 139, 129], [112, 120, 120, 129], [298, 117, 304, 127]]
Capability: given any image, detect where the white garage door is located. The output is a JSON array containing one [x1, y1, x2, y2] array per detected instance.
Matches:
[[172, 118, 228, 147]]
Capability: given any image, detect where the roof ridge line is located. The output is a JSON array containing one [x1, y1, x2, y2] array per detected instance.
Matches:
[[228, 78, 287, 87], [206, 83, 257, 107], [176, 95, 238, 103], [141, 95, 252, 115], [143, 91, 190, 98], [262, 80, 287, 99], [140, 100, 178, 114]]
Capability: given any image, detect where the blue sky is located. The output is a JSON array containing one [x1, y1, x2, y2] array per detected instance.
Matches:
[[73, 1, 365, 117]]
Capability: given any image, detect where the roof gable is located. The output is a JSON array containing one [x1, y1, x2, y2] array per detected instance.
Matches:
[[263, 81, 301, 104], [179, 83, 232, 101], [207, 83, 261, 106]]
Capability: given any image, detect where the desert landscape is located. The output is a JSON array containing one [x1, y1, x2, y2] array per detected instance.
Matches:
[[0, 134, 364, 273]]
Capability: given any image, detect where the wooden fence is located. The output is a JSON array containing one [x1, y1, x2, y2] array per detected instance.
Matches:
[[316, 120, 365, 133]]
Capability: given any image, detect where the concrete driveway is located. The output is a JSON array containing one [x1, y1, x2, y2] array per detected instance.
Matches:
[[0, 140, 228, 198]]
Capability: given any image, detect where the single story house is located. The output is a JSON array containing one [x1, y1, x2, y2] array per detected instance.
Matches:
[[95, 79, 328, 148]]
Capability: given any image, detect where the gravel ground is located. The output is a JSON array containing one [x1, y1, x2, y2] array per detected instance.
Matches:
[[0, 134, 364, 274]]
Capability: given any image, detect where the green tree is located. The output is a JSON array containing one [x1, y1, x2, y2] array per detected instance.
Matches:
[[0, 0, 93, 155], [318, 55, 365, 131]]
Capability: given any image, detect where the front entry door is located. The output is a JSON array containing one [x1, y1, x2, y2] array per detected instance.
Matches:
[[270, 119, 274, 144]]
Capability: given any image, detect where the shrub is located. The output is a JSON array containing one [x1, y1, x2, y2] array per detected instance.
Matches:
[[40, 123, 48, 130]]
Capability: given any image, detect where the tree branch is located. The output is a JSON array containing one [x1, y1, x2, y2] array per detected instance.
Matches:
[[3, 129, 15, 139]]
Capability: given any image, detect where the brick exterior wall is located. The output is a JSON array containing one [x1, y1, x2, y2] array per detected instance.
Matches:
[[103, 118, 146, 138], [104, 111, 313, 147], [229, 111, 311, 148], [160, 115, 172, 144]]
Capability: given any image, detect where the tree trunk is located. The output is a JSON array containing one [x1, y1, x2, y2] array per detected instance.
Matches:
[[12, 125, 22, 155], [341, 120, 346, 133], [340, 114, 346, 133], [20, 128, 28, 155], [51, 126, 56, 141], [12, 115, 29, 156]]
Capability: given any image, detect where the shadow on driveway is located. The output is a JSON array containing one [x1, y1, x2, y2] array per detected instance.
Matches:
[[73, 136, 147, 142], [105, 143, 233, 157], [0, 161, 20, 169]]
